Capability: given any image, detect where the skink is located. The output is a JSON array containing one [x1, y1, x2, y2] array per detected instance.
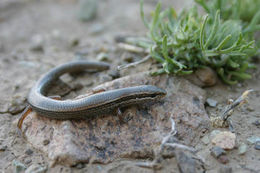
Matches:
[[17, 61, 166, 129]]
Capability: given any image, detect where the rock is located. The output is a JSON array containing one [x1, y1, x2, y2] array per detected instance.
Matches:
[[24, 158, 32, 164], [252, 120, 260, 127], [70, 37, 80, 47], [30, 35, 44, 52], [247, 136, 260, 144], [254, 141, 260, 150], [51, 29, 61, 39], [0, 145, 7, 151], [18, 61, 39, 68], [108, 70, 120, 79], [197, 67, 217, 86], [21, 73, 209, 166], [114, 35, 126, 43], [71, 83, 83, 91], [122, 53, 134, 63], [43, 139, 50, 146], [0, 138, 7, 152], [206, 98, 218, 107], [175, 150, 205, 173], [74, 163, 85, 169], [25, 164, 47, 173], [77, 0, 98, 22], [25, 149, 33, 155], [218, 155, 229, 164], [238, 143, 247, 155], [255, 114, 260, 118], [201, 135, 210, 145], [209, 130, 221, 139], [12, 160, 27, 173], [8, 95, 26, 114], [219, 166, 232, 173], [246, 106, 255, 112], [210, 146, 226, 158], [185, 67, 217, 87], [97, 52, 110, 62], [47, 79, 72, 97], [89, 23, 104, 35], [211, 131, 236, 150]]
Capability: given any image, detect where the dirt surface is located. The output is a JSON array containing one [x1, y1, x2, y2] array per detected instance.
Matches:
[[0, 0, 259, 172]]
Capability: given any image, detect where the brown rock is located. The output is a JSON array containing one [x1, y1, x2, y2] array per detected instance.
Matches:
[[218, 155, 229, 164], [21, 72, 209, 166], [195, 67, 217, 87], [212, 131, 236, 150], [185, 67, 217, 87]]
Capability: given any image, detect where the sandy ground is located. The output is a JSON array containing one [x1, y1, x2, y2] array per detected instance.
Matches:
[[0, 0, 259, 172]]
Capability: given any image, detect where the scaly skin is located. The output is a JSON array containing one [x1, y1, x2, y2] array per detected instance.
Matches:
[[18, 61, 167, 129]]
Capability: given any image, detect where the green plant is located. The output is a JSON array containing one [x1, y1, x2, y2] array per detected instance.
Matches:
[[195, 0, 260, 23], [195, 0, 260, 45], [138, 0, 258, 84]]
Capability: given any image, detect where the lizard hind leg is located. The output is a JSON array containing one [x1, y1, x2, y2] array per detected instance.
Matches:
[[17, 95, 61, 132], [17, 106, 33, 132]]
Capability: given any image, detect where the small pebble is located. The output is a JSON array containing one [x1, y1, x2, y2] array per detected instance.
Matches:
[[12, 160, 27, 173], [247, 136, 260, 144], [210, 146, 226, 158], [19, 61, 39, 68], [25, 164, 47, 173], [206, 98, 218, 107], [43, 139, 50, 146], [51, 29, 61, 39], [210, 130, 221, 139], [77, 0, 98, 22], [100, 74, 112, 83], [75, 163, 85, 169], [122, 54, 134, 63], [254, 141, 260, 150], [212, 131, 236, 150], [219, 166, 232, 173], [236, 83, 243, 88], [89, 24, 104, 35], [97, 52, 110, 62], [246, 106, 255, 112], [108, 70, 120, 79], [114, 35, 126, 43], [81, 81, 93, 87], [70, 37, 80, 47], [218, 155, 229, 164], [238, 143, 247, 155], [24, 158, 32, 165], [30, 35, 44, 52], [195, 67, 217, 86], [8, 96, 26, 114], [71, 83, 83, 91], [255, 114, 260, 118], [201, 135, 210, 145], [252, 120, 260, 127], [25, 149, 33, 155], [0, 145, 7, 152]]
